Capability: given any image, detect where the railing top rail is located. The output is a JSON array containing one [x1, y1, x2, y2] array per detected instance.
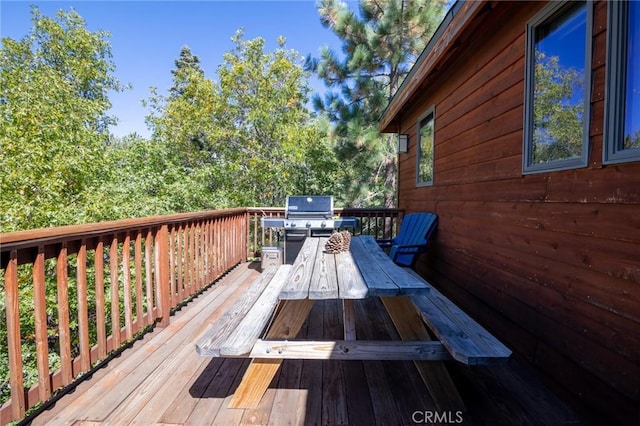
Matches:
[[333, 207, 404, 213], [2, 207, 403, 252], [246, 207, 285, 214], [0, 207, 247, 250], [246, 207, 403, 213]]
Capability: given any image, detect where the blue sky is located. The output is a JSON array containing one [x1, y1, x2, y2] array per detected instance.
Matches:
[[1, 0, 354, 138]]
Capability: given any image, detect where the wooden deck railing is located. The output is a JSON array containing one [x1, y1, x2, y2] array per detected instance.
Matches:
[[0, 206, 401, 424], [0, 209, 247, 423]]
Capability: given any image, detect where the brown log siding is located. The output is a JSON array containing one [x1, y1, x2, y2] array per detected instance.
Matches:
[[394, 1, 639, 424]]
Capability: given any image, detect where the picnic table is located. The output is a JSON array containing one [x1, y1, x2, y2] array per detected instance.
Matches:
[[196, 235, 511, 408]]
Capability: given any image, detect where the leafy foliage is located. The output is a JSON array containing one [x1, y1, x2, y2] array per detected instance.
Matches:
[[624, 130, 640, 149], [0, 7, 126, 232], [532, 52, 585, 164], [170, 46, 205, 98], [214, 31, 330, 206], [86, 134, 223, 221], [147, 31, 341, 208]]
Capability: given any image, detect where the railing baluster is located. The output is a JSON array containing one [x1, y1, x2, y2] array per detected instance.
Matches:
[[56, 243, 72, 385], [109, 236, 120, 349], [122, 233, 133, 341], [95, 239, 107, 360], [33, 247, 51, 401], [169, 225, 176, 306], [155, 225, 170, 327], [195, 222, 202, 290], [215, 218, 221, 277], [176, 225, 184, 302], [145, 229, 153, 325], [206, 219, 213, 282], [190, 223, 196, 293], [183, 224, 191, 296], [76, 240, 91, 373], [134, 233, 143, 334]]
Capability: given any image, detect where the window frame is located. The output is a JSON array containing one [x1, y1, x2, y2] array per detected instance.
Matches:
[[416, 106, 435, 187], [604, 0, 640, 164], [522, 0, 593, 174]]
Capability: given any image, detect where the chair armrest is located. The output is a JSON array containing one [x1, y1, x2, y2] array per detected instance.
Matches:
[[392, 243, 429, 250], [376, 238, 398, 248]]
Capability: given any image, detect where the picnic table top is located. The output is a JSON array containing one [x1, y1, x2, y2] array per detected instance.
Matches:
[[278, 235, 430, 300]]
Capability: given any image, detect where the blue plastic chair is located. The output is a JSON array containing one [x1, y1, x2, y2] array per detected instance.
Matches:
[[376, 212, 438, 267]]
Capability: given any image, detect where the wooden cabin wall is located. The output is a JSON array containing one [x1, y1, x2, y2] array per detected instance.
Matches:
[[396, 1, 639, 424]]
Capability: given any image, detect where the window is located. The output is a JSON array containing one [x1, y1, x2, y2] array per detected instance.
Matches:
[[523, 1, 592, 173], [416, 108, 435, 186], [605, 0, 640, 164]]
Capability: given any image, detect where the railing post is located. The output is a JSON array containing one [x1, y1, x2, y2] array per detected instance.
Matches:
[[5, 250, 25, 420], [155, 224, 171, 327]]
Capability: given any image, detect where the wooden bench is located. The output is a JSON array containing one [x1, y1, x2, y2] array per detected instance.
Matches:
[[196, 265, 292, 357], [404, 268, 511, 365]]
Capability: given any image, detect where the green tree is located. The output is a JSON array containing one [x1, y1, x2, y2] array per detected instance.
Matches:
[[214, 30, 326, 206], [145, 46, 232, 209], [146, 35, 336, 209], [146, 48, 221, 173], [85, 134, 223, 222], [624, 130, 640, 149], [0, 6, 126, 232], [308, 0, 447, 207], [170, 45, 204, 97], [532, 52, 585, 164]]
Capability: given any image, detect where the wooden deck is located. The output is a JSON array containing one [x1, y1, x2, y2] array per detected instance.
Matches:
[[28, 263, 583, 425]]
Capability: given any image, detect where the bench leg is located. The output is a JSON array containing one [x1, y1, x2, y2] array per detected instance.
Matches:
[[228, 299, 315, 408], [380, 296, 467, 414]]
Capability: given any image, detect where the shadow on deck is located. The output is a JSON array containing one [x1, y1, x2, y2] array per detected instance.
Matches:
[[28, 263, 583, 425]]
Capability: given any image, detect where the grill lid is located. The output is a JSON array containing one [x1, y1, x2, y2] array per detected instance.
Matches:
[[285, 195, 333, 218]]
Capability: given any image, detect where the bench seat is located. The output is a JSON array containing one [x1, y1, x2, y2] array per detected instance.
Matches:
[[196, 265, 292, 357], [405, 268, 511, 365]]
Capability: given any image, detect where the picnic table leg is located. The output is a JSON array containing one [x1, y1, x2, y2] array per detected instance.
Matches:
[[380, 296, 467, 415], [228, 299, 315, 408]]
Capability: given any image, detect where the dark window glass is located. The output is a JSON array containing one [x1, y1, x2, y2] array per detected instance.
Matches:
[[623, 1, 639, 149], [417, 111, 434, 186], [605, 0, 640, 163]]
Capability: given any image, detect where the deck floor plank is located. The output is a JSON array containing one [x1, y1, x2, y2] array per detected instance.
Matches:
[[267, 359, 306, 426], [320, 300, 349, 425], [355, 298, 412, 426], [192, 358, 249, 426], [158, 357, 223, 424], [28, 262, 584, 426], [297, 302, 324, 426]]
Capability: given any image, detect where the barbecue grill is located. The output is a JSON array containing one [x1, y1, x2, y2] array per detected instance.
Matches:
[[262, 195, 358, 264]]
